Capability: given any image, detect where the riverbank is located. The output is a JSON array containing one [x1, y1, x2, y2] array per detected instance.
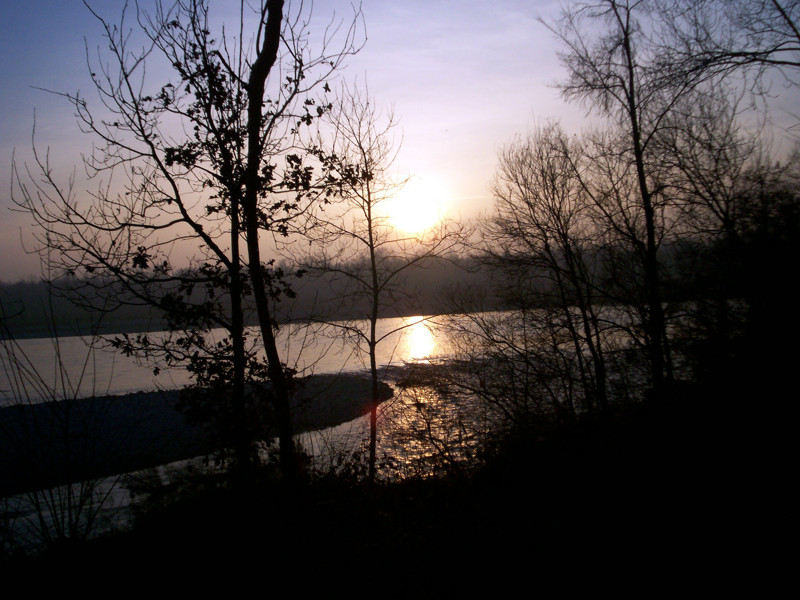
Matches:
[[2, 387, 775, 591], [0, 373, 392, 497]]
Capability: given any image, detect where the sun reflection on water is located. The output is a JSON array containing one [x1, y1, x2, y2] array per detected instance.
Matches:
[[294, 315, 489, 480], [376, 382, 483, 480], [403, 317, 436, 362]]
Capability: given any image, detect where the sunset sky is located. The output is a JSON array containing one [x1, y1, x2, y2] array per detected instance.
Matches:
[[0, 0, 585, 281], [1, 0, 797, 282]]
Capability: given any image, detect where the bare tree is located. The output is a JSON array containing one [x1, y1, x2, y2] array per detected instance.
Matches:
[[542, 0, 709, 398], [654, 0, 800, 88], [292, 84, 465, 481], [483, 123, 612, 414], [12, 0, 363, 479]]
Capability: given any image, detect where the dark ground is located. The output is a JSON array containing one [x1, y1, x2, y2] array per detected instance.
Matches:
[[1, 381, 785, 593]]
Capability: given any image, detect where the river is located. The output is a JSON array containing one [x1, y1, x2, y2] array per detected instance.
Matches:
[[0, 315, 451, 405], [2, 307, 637, 549], [0, 314, 484, 481], [2, 314, 485, 550]]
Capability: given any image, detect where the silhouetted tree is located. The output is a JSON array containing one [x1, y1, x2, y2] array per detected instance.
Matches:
[[12, 0, 363, 479], [542, 0, 714, 398], [686, 151, 800, 391], [655, 0, 800, 90], [483, 123, 611, 415], [294, 84, 464, 481]]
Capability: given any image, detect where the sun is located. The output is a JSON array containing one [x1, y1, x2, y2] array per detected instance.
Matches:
[[384, 177, 449, 234]]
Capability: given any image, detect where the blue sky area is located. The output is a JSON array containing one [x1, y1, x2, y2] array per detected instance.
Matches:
[[0, 0, 796, 281]]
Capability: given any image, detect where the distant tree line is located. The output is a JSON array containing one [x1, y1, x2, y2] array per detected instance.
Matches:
[[0, 256, 499, 339]]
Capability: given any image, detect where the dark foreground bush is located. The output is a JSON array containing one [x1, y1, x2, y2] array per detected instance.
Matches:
[[3, 382, 776, 593]]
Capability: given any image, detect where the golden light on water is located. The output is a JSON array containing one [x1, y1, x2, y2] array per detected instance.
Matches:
[[404, 317, 435, 361]]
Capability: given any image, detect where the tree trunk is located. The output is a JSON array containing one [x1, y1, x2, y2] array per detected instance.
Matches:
[[230, 191, 251, 475], [368, 190, 380, 483], [243, 0, 297, 480], [621, 25, 672, 400]]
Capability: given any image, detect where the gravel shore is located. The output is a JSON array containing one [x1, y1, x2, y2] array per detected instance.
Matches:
[[0, 373, 392, 496]]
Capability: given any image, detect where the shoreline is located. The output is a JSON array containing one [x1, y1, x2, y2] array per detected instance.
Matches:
[[0, 373, 392, 497]]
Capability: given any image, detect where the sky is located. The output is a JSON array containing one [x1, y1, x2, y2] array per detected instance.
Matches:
[[0, 0, 797, 282], [0, 0, 585, 281]]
